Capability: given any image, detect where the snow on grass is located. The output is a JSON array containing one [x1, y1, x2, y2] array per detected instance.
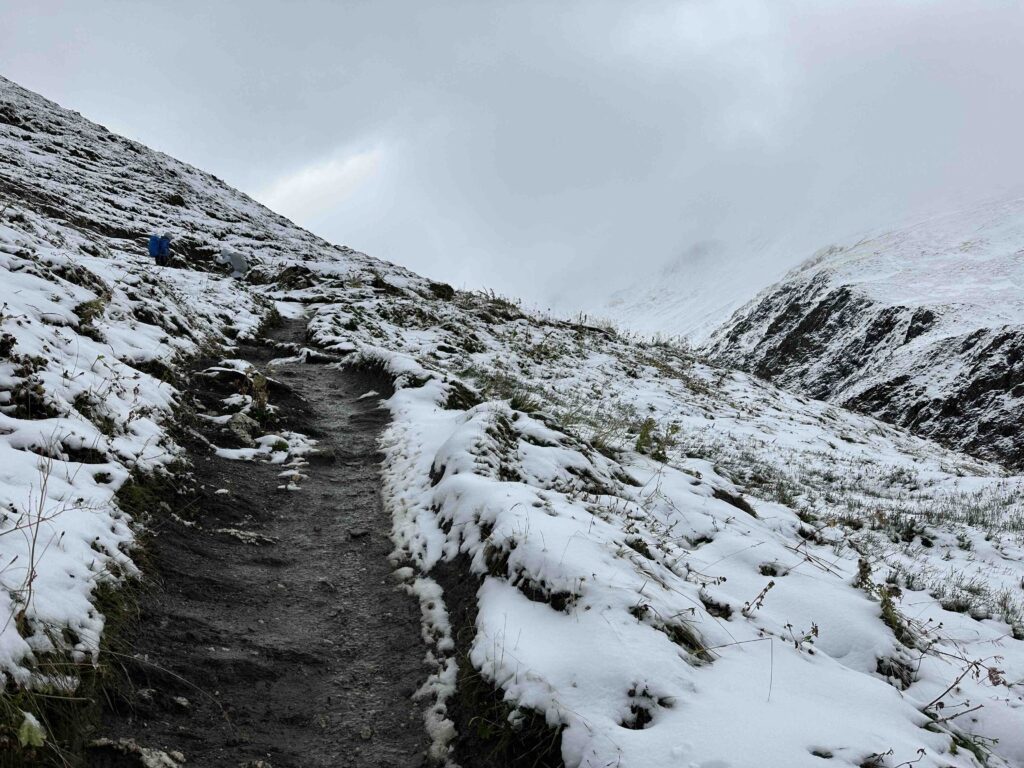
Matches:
[[4, 71, 1024, 767], [284, 265, 1024, 767], [0, 209, 263, 686]]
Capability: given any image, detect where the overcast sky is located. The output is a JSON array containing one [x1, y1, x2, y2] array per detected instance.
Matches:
[[3, 1, 1024, 319]]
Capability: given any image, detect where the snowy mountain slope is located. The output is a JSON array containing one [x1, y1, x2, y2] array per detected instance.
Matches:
[[0, 74, 372, 741], [596, 239, 793, 343], [2, 74, 1024, 768], [707, 199, 1024, 469]]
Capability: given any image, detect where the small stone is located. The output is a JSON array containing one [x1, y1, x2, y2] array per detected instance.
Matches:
[[227, 412, 260, 447], [307, 446, 337, 464], [359, 725, 373, 741], [348, 528, 369, 539]]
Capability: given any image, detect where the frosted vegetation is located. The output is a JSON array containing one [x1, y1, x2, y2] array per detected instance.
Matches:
[[1, 74, 1024, 766], [291, 268, 1024, 767]]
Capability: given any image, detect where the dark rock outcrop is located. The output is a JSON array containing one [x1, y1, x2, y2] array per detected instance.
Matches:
[[709, 231, 1024, 469]]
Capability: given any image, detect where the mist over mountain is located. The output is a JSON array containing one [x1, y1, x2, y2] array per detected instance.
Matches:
[[600, 239, 791, 341]]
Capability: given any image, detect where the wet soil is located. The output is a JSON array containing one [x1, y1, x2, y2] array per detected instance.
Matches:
[[92, 320, 427, 768], [431, 560, 564, 768]]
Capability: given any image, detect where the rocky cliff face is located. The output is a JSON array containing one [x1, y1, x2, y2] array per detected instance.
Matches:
[[708, 204, 1024, 469]]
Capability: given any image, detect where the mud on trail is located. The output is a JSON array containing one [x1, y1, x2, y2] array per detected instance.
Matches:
[[92, 319, 428, 768]]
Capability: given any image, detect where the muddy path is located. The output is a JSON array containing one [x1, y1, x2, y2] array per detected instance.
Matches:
[[92, 319, 427, 768]]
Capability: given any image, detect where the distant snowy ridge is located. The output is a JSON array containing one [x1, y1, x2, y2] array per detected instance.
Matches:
[[3, 73, 1024, 768], [707, 198, 1024, 469], [596, 239, 796, 343]]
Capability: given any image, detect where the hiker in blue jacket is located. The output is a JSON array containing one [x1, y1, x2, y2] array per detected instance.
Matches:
[[149, 233, 171, 266]]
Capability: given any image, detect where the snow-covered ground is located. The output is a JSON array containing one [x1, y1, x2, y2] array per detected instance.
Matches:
[[0, 213, 267, 686], [3, 74, 1024, 767], [284, 272, 1024, 768]]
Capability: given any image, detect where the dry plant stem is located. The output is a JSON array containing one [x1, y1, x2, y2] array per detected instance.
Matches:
[[100, 649, 234, 726], [923, 660, 981, 712], [933, 703, 984, 725]]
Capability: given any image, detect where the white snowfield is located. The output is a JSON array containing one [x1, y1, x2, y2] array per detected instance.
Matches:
[[599, 239, 794, 344], [2, 75, 1024, 767], [781, 199, 1024, 328]]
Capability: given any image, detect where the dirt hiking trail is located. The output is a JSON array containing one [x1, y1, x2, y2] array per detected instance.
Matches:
[[92, 319, 428, 768]]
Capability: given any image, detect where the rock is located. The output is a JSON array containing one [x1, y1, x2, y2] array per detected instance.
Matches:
[[136, 687, 156, 704], [88, 738, 184, 767], [359, 725, 374, 741], [300, 348, 337, 364], [227, 412, 260, 448], [348, 528, 369, 539], [306, 446, 337, 464]]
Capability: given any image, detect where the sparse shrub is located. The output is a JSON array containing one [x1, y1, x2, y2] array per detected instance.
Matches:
[[879, 586, 915, 648], [634, 417, 678, 463], [428, 281, 455, 301], [509, 390, 543, 414], [774, 481, 799, 506], [624, 537, 653, 560], [73, 295, 110, 342]]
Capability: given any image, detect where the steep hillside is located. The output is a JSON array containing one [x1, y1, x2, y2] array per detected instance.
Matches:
[[708, 200, 1024, 470], [3, 75, 1024, 768]]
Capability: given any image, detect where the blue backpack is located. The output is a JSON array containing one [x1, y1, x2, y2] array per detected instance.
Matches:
[[148, 235, 160, 257]]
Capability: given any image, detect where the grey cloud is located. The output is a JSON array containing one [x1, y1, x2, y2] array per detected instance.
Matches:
[[3, 1, 1023, 318]]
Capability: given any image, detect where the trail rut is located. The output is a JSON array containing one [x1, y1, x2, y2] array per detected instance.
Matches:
[[93, 320, 427, 767]]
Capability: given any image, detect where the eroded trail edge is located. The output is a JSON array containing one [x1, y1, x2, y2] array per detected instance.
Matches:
[[94, 320, 427, 768]]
